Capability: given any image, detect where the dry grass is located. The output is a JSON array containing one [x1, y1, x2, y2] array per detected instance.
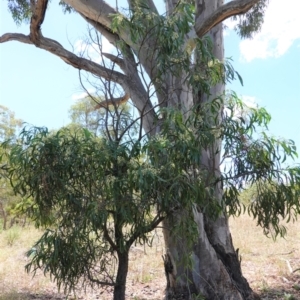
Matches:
[[0, 216, 300, 300], [229, 214, 300, 299]]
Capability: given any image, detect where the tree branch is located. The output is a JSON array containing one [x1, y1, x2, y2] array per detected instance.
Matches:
[[0, 33, 126, 85], [95, 93, 130, 109], [81, 16, 157, 134], [2, 0, 157, 135], [70, 0, 158, 83], [63, 0, 116, 30], [102, 52, 124, 68], [30, 0, 48, 44], [80, 13, 120, 48], [194, 0, 260, 37]]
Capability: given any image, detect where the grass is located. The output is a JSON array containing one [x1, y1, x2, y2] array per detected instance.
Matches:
[[0, 291, 31, 300], [3, 226, 21, 247], [229, 214, 300, 299], [0, 216, 300, 299]]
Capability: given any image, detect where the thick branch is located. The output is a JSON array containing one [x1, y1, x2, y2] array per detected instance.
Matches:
[[194, 0, 260, 37], [82, 15, 157, 134], [68, 0, 158, 83], [64, 0, 116, 30], [0, 33, 126, 85], [30, 0, 48, 44]]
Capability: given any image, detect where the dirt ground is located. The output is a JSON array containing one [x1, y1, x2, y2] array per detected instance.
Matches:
[[1, 214, 300, 299]]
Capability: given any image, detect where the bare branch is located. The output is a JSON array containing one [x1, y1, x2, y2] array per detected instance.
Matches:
[[30, 0, 48, 44], [0, 33, 32, 45], [194, 0, 260, 37], [102, 53, 124, 68], [0, 33, 126, 85]]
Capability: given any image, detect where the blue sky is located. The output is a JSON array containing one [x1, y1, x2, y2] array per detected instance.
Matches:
[[0, 1, 300, 163]]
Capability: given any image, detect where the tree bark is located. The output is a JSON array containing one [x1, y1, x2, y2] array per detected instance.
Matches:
[[162, 1, 258, 299], [114, 251, 129, 300]]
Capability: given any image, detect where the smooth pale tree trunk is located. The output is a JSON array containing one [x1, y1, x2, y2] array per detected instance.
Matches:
[[162, 5, 258, 299]]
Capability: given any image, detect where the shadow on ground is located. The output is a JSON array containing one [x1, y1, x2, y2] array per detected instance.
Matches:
[[258, 273, 300, 300]]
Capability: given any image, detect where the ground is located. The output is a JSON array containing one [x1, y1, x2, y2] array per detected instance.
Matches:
[[0, 214, 300, 300]]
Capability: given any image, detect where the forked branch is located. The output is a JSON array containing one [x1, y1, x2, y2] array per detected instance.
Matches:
[[30, 0, 48, 44]]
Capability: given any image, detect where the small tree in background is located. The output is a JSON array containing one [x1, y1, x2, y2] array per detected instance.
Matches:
[[0, 105, 23, 230], [68, 96, 136, 139]]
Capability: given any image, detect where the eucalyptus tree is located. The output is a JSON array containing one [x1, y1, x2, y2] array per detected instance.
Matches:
[[1, 1, 300, 299]]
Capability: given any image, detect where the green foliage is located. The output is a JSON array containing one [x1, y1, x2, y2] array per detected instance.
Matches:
[[4, 225, 21, 246], [221, 92, 300, 237], [0, 105, 23, 229], [111, 2, 240, 96], [3, 90, 300, 291], [6, 0, 31, 25], [232, 0, 269, 38], [68, 96, 137, 140], [58, 1, 75, 14], [4, 119, 212, 292], [6, 0, 74, 25], [0, 105, 22, 143]]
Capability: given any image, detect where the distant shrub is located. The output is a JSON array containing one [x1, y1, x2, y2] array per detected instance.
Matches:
[[4, 226, 20, 246]]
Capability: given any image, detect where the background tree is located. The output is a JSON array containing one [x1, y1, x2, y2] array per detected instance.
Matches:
[[68, 95, 137, 140], [0, 105, 23, 230], [1, 1, 299, 299]]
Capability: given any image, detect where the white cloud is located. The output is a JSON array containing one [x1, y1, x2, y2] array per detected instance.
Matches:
[[71, 91, 87, 101], [239, 0, 300, 62], [74, 37, 115, 63], [224, 95, 258, 121], [71, 89, 95, 101], [241, 95, 259, 108]]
